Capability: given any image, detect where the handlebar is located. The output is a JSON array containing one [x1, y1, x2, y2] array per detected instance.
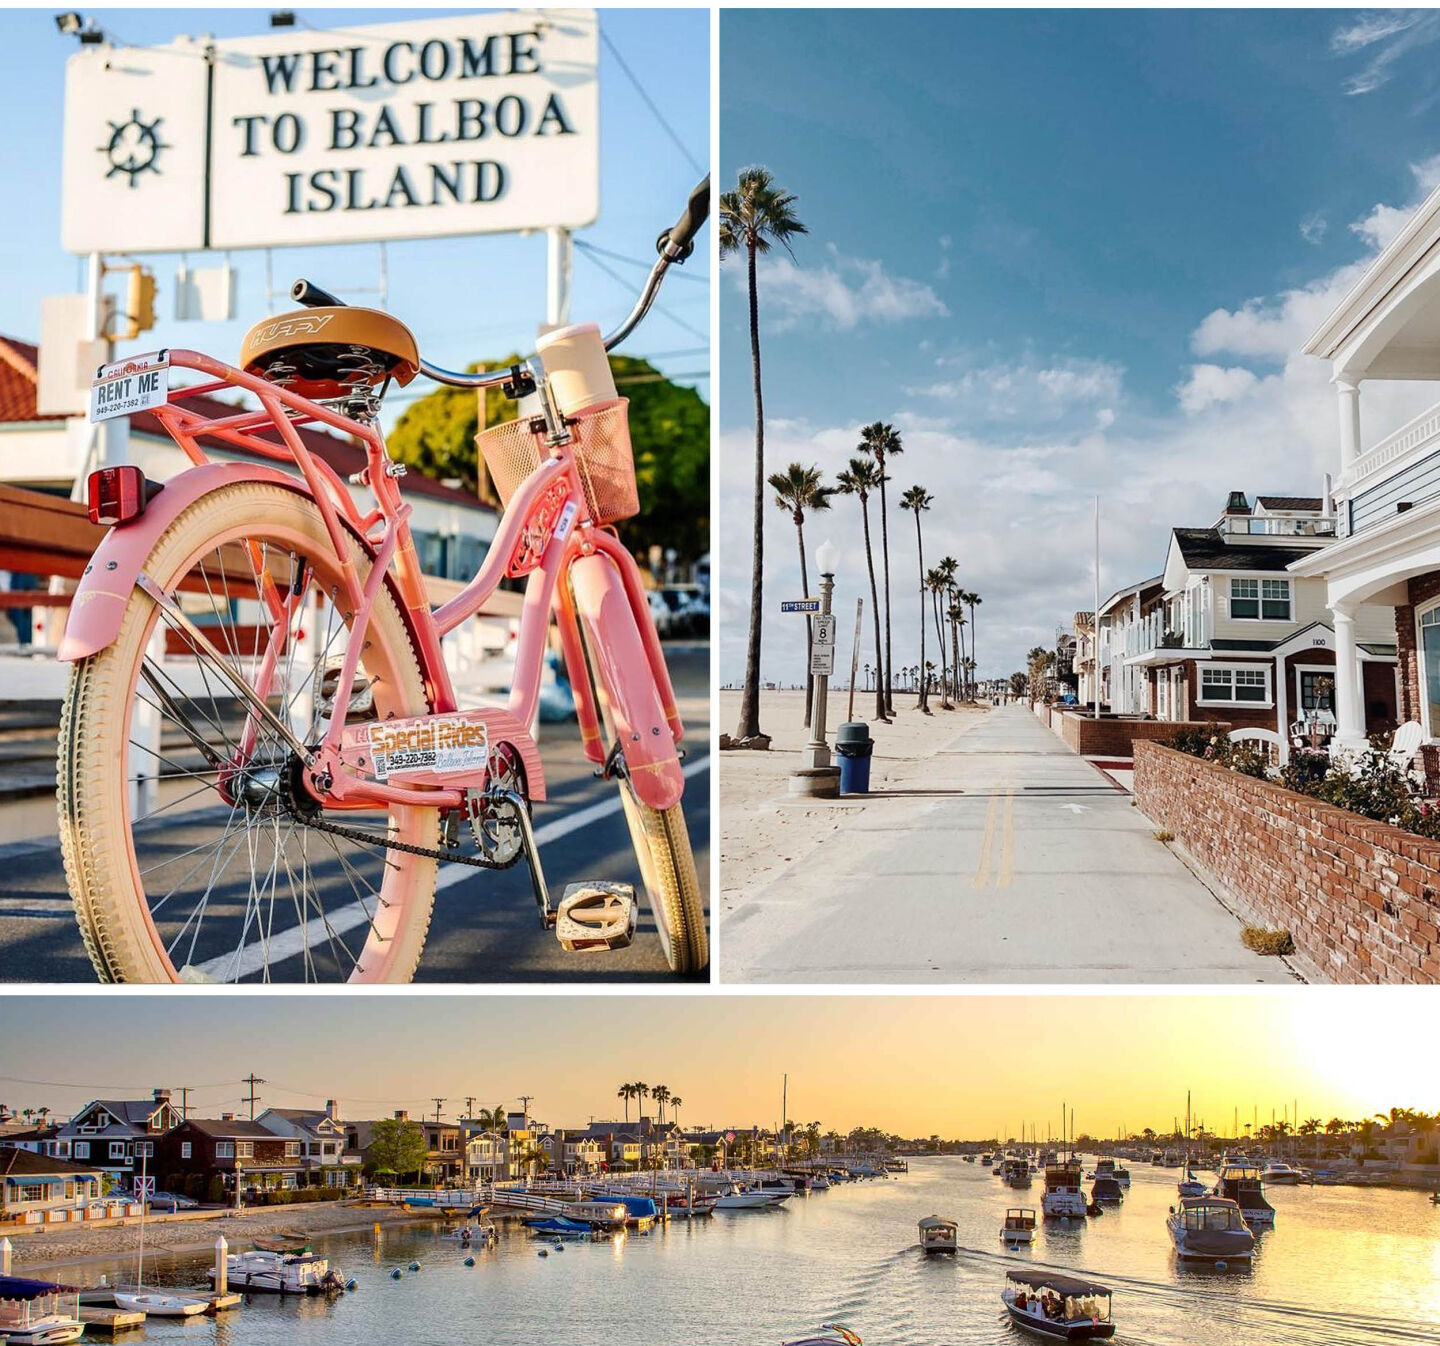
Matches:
[[289, 173, 710, 386]]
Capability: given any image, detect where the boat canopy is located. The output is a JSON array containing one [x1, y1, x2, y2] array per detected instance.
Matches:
[[1006, 1271, 1111, 1297], [0, 1276, 75, 1300], [917, 1216, 956, 1229]]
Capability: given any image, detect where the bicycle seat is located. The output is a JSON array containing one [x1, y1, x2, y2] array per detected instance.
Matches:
[[240, 306, 420, 401]]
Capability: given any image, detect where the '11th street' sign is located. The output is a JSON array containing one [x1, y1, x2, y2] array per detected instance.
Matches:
[[61, 10, 599, 253], [780, 599, 820, 614]]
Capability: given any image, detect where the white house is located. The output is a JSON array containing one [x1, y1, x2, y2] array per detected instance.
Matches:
[[256, 1101, 362, 1189], [1292, 181, 1440, 753], [1, 1147, 105, 1224]]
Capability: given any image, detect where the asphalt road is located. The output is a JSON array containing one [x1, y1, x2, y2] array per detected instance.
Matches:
[[0, 646, 709, 984], [721, 705, 1292, 985]]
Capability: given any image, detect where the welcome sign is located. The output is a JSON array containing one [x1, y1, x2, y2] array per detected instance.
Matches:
[[61, 9, 599, 254]]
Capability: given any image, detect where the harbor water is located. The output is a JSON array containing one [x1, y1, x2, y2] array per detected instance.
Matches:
[[74, 1159, 1440, 1345]]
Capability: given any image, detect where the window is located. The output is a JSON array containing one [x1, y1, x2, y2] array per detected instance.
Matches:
[[215, 1142, 235, 1159], [1230, 578, 1258, 619], [134, 1142, 153, 1158], [1200, 665, 1270, 704], [285, 1142, 301, 1157], [1298, 670, 1334, 713], [1261, 579, 1291, 621], [181, 1142, 192, 1159], [236, 1142, 254, 1159], [109, 1142, 126, 1160], [73, 1142, 89, 1160], [20, 1184, 44, 1203]]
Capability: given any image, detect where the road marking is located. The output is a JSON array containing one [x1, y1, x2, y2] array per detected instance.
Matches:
[[997, 786, 1015, 888], [191, 755, 710, 981], [971, 788, 1000, 889], [1060, 802, 1091, 814]]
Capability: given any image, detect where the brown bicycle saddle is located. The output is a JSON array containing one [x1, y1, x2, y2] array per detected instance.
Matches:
[[239, 306, 420, 401]]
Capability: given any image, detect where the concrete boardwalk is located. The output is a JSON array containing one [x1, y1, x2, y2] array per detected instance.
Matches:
[[722, 706, 1295, 984]]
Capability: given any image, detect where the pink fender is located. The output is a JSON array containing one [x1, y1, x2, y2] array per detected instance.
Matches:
[[57, 462, 324, 663], [569, 551, 685, 811]]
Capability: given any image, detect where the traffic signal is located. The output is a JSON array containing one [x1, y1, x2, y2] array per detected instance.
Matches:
[[123, 267, 157, 340]]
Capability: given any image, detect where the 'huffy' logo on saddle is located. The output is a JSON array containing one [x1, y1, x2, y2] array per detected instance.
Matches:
[[253, 314, 336, 342]]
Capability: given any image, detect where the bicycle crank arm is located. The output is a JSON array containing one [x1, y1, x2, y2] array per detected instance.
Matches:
[[135, 572, 313, 763], [491, 786, 554, 927]]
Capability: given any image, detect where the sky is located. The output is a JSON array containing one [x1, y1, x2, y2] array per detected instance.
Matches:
[[1, 991, 1435, 1138], [718, 9, 1440, 687], [0, 7, 709, 418]]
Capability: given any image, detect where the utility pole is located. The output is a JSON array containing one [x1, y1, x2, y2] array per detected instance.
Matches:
[[177, 1087, 192, 1122], [517, 1095, 535, 1127], [432, 1098, 446, 1125], [463, 1096, 476, 1121], [242, 1075, 266, 1121]]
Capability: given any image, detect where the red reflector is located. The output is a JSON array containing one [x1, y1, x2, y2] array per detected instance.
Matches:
[[87, 465, 148, 527]]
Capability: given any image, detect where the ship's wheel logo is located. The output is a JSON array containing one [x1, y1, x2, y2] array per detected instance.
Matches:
[[99, 109, 169, 187]]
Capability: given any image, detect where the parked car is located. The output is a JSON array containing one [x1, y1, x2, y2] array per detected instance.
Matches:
[[148, 1190, 200, 1211], [647, 588, 676, 637]]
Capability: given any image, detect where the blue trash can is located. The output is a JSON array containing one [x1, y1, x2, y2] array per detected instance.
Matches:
[[835, 721, 873, 794]]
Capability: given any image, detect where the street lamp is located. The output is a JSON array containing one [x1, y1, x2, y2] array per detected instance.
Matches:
[[792, 540, 841, 797]]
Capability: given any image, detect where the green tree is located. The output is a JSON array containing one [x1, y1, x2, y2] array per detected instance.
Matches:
[[836, 456, 889, 723], [858, 422, 902, 716], [898, 486, 933, 712], [366, 1117, 429, 1183], [618, 1083, 638, 1126], [651, 1084, 671, 1125], [386, 355, 709, 562], [963, 591, 982, 697], [721, 167, 808, 744], [768, 462, 832, 727]]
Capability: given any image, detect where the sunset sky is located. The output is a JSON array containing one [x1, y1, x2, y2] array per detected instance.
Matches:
[[1, 993, 1434, 1138]]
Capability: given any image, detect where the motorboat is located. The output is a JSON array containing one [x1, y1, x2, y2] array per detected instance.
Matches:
[[782, 1327, 861, 1346], [963, 1155, 976, 1163], [1090, 1175, 1123, 1205], [112, 1291, 209, 1318], [1003, 1158, 1033, 1187], [1166, 1196, 1256, 1264], [980, 1154, 994, 1166], [523, 1217, 593, 1238], [1002, 1271, 1115, 1340], [1112, 1166, 1131, 1189], [253, 1230, 311, 1254], [917, 1216, 958, 1254], [565, 1200, 630, 1231], [207, 1250, 345, 1295], [712, 1185, 783, 1211], [1260, 1161, 1307, 1185], [1177, 1169, 1207, 1199], [1213, 1161, 1276, 1228], [0, 1279, 85, 1346], [663, 1191, 718, 1217], [1092, 1159, 1116, 1180], [1042, 1160, 1087, 1218], [1002, 1208, 1037, 1246]]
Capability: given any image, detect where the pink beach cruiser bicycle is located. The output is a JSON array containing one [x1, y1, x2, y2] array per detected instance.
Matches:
[[56, 178, 710, 983]]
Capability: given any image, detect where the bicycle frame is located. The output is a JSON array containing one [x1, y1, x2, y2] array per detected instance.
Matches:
[[59, 348, 685, 815]]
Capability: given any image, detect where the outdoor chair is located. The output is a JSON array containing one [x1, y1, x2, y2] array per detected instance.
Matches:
[[1227, 726, 1284, 771]]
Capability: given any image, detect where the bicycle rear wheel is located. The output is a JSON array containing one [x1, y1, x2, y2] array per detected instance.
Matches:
[[58, 481, 439, 982]]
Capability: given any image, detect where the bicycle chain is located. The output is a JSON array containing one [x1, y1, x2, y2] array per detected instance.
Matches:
[[297, 810, 501, 868]]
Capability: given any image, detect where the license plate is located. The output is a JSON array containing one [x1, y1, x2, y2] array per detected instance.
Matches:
[[90, 352, 169, 422]]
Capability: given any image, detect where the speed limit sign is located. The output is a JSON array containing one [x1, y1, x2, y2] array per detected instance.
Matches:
[[813, 613, 836, 647]]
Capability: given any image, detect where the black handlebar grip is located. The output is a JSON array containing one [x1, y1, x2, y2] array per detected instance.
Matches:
[[657, 174, 710, 261], [291, 279, 346, 308]]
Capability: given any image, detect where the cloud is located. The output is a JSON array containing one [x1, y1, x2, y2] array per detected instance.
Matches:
[[1176, 363, 1259, 414], [906, 355, 1125, 425], [1300, 212, 1327, 245], [737, 249, 949, 330], [1330, 10, 1440, 95], [1350, 153, 1440, 249], [936, 234, 953, 281]]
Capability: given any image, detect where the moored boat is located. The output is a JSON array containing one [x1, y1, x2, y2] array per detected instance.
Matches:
[[565, 1199, 630, 1230], [1002, 1272, 1115, 1339], [1042, 1160, 1087, 1218], [1090, 1175, 1123, 1205], [523, 1217, 594, 1238], [1260, 1161, 1306, 1185], [1214, 1161, 1276, 1228], [1166, 1195, 1256, 1264], [917, 1215, 957, 1254], [112, 1291, 209, 1318], [0, 1279, 85, 1346], [1001, 1207, 1037, 1245], [1003, 1157, 1033, 1187], [206, 1250, 344, 1295], [253, 1230, 312, 1254]]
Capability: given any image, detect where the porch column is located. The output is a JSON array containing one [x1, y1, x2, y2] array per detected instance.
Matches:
[[1335, 376, 1363, 472], [1332, 603, 1367, 753], [1274, 652, 1290, 765]]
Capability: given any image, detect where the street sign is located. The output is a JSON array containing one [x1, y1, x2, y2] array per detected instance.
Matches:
[[810, 643, 835, 677], [813, 613, 836, 647], [780, 599, 820, 614], [62, 10, 600, 253]]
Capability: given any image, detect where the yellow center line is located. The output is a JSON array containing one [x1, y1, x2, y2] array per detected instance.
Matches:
[[971, 787, 1001, 889], [998, 784, 1016, 888]]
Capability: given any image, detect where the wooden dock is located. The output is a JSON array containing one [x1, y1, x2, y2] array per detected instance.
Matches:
[[78, 1307, 145, 1333]]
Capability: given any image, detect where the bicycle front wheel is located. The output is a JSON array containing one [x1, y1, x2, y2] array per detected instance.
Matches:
[[58, 481, 439, 983]]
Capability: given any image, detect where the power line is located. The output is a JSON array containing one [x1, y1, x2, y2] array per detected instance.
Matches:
[[575, 247, 708, 344], [574, 239, 708, 284], [242, 1073, 267, 1121], [600, 25, 703, 177]]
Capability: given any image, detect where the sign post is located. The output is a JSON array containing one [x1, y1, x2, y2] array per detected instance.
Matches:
[[801, 572, 837, 772]]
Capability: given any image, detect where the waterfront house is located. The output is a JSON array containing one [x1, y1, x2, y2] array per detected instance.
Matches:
[[156, 1118, 305, 1202], [462, 1130, 510, 1184], [256, 1101, 362, 1190], [1292, 180, 1440, 754], [0, 1147, 104, 1225], [1096, 576, 1165, 716], [539, 1130, 604, 1176], [346, 1110, 464, 1182], [0, 1126, 62, 1159], [54, 1089, 182, 1190], [1110, 492, 1397, 746]]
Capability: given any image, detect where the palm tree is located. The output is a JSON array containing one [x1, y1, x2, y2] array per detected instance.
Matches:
[[948, 598, 966, 702], [721, 168, 808, 744], [859, 422, 902, 716], [652, 1084, 671, 1126], [634, 1081, 650, 1125], [617, 1083, 637, 1127], [835, 456, 889, 722], [669, 1096, 683, 1132], [964, 591, 982, 695], [769, 462, 832, 728], [899, 486, 933, 712], [933, 556, 958, 702], [926, 568, 951, 708]]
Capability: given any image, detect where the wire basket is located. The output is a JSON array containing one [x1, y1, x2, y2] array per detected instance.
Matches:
[[476, 398, 639, 526]]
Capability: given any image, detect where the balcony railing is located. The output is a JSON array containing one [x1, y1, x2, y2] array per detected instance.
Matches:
[[1348, 398, 1440, 491]]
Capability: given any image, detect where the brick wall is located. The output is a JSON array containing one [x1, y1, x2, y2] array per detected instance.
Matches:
[[1134, 741, 1440, 983], [1057, 713, 1231, 757], [1395, 570, 1440, 724]]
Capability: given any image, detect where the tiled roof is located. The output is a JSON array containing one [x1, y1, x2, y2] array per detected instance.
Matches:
[[1, 1145, 104, 1176], [0, 332, 490, 513], [86, 1100, 169, 1126], [1255, 495, 1323, 512], [1172, 527, 1314, 572], [179, 1119, 279, 1139]]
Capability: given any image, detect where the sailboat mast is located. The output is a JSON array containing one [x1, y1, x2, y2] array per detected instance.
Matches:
[[136, 1149, 147, 1288]]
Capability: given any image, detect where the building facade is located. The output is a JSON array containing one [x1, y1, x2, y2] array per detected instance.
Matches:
[[53, 1089, 183, 1189]]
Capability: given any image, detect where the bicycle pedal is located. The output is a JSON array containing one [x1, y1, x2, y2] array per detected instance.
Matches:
[[554, 882, 637, 953]]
